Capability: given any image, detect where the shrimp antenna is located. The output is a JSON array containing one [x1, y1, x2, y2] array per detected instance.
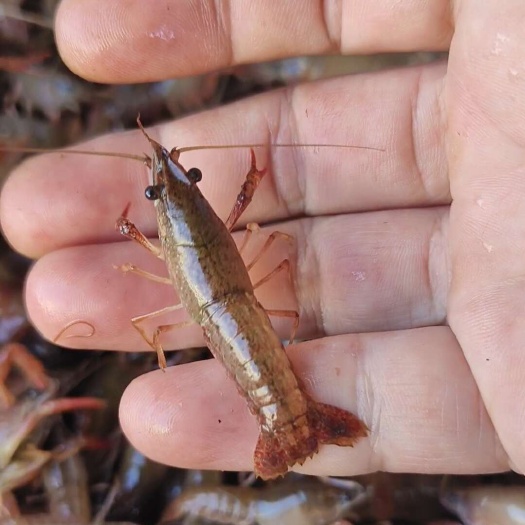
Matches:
[[178, 143, 385, 153], [1, 145, 147, 162], [1, 116, 384, 160], [1, 142, 384, 158], [136, 115, 384, 153]]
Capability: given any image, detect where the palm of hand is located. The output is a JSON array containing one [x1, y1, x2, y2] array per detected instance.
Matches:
[[1, 1, 523, 476]]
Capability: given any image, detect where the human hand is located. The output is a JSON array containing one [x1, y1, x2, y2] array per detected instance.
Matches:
[[1, 0, 522, 477]]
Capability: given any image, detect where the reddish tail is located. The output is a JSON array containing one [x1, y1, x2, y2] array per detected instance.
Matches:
[[253, 397, 368, 479]]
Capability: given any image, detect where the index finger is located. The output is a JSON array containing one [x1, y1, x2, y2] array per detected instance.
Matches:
[[0, 64, 448, 258], [55, 0, 452, 83]]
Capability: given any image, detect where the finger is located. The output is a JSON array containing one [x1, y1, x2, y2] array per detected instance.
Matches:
[[446, 1, 525, 472], [25, 208, 449, 350], [55, 0, 452, 83], [119, 327, 507, 475], [1, 64, 448, 258]]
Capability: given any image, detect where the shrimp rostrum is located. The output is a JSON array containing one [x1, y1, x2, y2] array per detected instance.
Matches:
[[115, 120, 368, 480]]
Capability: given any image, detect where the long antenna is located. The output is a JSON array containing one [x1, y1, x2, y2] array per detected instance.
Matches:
[[134, 116, 384, 154], [178, 143, 385, 153], [1, 116, 385, 161], [0, 142, 385, 162], [1, 146, 147, 162]]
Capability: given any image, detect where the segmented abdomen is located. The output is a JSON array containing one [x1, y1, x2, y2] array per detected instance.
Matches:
[[200, 292, 308, 432]]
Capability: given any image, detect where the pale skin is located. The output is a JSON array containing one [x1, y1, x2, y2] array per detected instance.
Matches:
[[1, 0, 524, 476]]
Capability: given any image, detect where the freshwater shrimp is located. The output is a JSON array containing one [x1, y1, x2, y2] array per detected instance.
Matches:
[[113, 119, 369, 479], [161, 477, 365, 525], [0, 387, 105, 495], [441, 484, 525, 525]]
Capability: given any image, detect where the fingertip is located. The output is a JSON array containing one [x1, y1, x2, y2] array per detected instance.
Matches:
[[119, 369, 178, 446], [55, 0, 229, 83], [119, 360, 256, 470], [24, 247, 125, 349], [24, 251, 72, 343], [55, 0, 135, 82], [1, 159, 43, 258], [1, 150, 106, 259]]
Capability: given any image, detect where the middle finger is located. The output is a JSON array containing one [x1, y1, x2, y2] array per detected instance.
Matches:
[[2, 62, 448, 258], [26, 207, 449, 350]]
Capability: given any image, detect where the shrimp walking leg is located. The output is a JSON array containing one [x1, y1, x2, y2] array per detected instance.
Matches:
[[250, 258, 299, 343], [130, 304, 191, 368], [264, 309, 300, 344], [151, 321, 194, 369], [246, 230, 293, 271], [252, 259, 292, 290], [114, 262, 172, 285], [115, 204, 164, 260], [0, 343, 50, 408], [238, 222, 260, 256], [237, 222, 293, 269]]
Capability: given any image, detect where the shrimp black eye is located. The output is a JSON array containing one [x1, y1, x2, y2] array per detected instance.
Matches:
[[145, 185, 162, 200], [187, 167, 202, 183]]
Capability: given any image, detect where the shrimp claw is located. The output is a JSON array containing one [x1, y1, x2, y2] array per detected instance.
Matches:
[[116, 203, 164, 259], [225, 149, 266, 231]]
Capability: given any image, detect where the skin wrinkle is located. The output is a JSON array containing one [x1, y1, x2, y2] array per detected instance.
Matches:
[[454, 69, 525, 156], [440, 379, 448, 435], [281, 96, 308, 219], [452, 382, 459, 442], [279, 86, 306, 218], [312, 221, 330, 338], [456, 28, 525, 142], [300, 219, 325, 339], [208, 0, 232, 69], [409, 67, 427, 201], [423, 213, 441, 323], [286, 222, 303, 334], [448, 56, 525, 155], [476, 397, 484, 449], [319, 0, 341, 50], [437, 75, 450, 166], [378, 67, 447, 208], [450, 299, 509, 468], [289, 86, 318, 219], [350, 335, 380, 471], [427, 212, 449, 324], [357, 335, 383, 471], [427, 0, 454, 49], [432, 0, 454, 50], [473, 374, 508, 469], [493, 119, 525, 159], [423, 67, 451, 203], [441, 0, 455, 45], [264, 89, 296, 220]]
